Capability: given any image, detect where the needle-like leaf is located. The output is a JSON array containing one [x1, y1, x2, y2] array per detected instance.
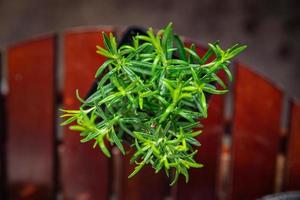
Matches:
[[60, 23, 246, 186]]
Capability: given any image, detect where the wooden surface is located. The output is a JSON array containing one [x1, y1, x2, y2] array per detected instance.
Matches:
[[175, 43, 225, 200], [284, 100, 300, 190], [6, 36, 56, 200], [61, 28, 112, 200], [230, 63, 283, 200], [1, 27, 300, 200], [120, 146, 168, 200]]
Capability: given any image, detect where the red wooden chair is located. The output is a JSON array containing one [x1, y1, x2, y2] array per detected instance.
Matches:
[[0, 26, 299, 200]]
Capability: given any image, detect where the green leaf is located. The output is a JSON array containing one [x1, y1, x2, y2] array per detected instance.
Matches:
[[111, 126, 125, 155], [170, 170, 180, 186], [208, 43, 220, 59], [128, 65, 152, 75], [162, 22, 174, 59], [179, 165, 189, 183], [59, 109, 80, 114], [186, 137, 201, 146], [96, 45, 116, 59], [181, 159, 204, 168], [109, 32, 118, 54], [98, 92, 122, 105], [75, 89, 85, 103], [60, 115, 77, 126], [200, 91, 207, 118], [135, 35, 152, 42], [102, 32, 113, 53], [128, 162, 146, 178], [174, 35, 187, 61], [80, 130, 101, 143], [226, 45, 247, 59], [211, 73, 226, 89], [222, 65, 233, 81], [95, 59, 113, 78], [162, 79, 174, 92], [69, 125, 86, 131], [184, 47, 203, 64], [130, 145, 150, 163], [203, 86, 228, 94], [98, 136, 111, 157], [202, 41, 219, 63]]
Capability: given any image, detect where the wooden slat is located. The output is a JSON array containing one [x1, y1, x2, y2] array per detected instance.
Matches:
[[174, 42, 225, 200], [6, 36, 56, 200], [284, 100, 300, 190], [176, 91, 225, 200], [120, 147, 168, 200], [61, 29, 113, 200], [230, 64, 283, 200]]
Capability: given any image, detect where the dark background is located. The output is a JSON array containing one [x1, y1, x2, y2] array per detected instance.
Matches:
[[0, 0, 299, 97]]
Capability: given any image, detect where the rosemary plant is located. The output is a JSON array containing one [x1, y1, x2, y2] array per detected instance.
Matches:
[[60, 23, 246, 185]]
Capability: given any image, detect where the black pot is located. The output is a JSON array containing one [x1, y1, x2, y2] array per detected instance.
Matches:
[[85, 26, 147, 99], [258, 191, 300, 200]]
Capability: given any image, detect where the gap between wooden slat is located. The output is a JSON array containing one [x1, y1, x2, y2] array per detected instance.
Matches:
[[108, 28, 121, 200], [217, 120, 232, 200], [216, 61, 237, 200], [282, 99, 300, 191], [55, 32, 65, 144], [112, 26, 135, 200], [113, 26, 170, 200], [55, 32, 65, 200], [274, 94, 290, 193], [111, 147, 122, 200], [224, 62, 237, 122], [53, 33, 63, 200], [0, 50, 7, 200]]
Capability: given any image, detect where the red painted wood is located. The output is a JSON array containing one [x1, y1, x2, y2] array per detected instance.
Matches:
[[61, 28, 113, 200], [115, 27, 168, 200], [230, 64, 283, 200], [176, 91, 225, 200], [176, 43, 225, 200], [120, 146, 168, 200], [284, 100, 300, 190], [6, 36, 56, 200]]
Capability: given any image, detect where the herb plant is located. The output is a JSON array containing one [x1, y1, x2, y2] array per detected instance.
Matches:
[[60, 23, 246, 185]]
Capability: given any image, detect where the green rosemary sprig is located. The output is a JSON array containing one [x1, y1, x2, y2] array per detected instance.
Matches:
[[60, 23, 246, 185]]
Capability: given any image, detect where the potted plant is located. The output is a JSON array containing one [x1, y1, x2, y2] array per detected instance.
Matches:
[[60, 23, 246, 185]]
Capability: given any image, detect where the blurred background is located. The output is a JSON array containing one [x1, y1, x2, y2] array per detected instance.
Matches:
[[1, 1, 300, 200], [0, 0, 299, 97]]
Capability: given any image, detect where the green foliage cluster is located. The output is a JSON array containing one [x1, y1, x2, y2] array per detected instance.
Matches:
[[61, 23, 246, 185]]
